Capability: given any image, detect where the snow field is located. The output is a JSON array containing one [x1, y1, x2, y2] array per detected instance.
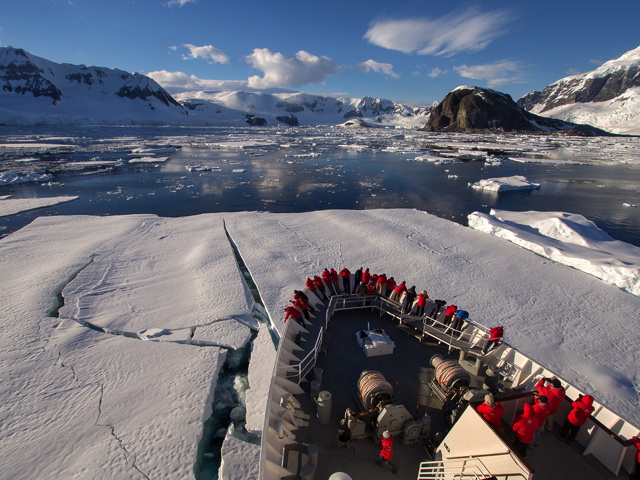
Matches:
[[0, 214, 253, 479], [1, 208, 640, 479]]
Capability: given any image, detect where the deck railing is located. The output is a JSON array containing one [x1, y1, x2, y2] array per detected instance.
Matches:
[[276, 325, 323, 384], [327, 293, 496, 356], [418, 457, 492, 479], [418, 456, 530, 480]]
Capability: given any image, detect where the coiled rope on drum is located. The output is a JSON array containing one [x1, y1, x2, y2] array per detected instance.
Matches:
[[434, 360, 470, 390], [358, 370, 393, 409]]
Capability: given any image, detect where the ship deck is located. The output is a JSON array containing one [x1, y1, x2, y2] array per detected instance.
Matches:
[[286, 300, 622, 479]]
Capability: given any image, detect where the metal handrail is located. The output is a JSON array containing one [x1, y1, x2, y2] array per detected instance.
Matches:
[[418, 456, 529, 480], [329, 293, 495, 355], [418, 457, 491, 479], [278, 326, 324, 384]]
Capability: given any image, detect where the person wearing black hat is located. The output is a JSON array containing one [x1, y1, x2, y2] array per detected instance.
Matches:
[[535, 377, 566, 431]]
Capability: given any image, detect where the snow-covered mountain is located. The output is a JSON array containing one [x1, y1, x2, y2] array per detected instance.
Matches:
[[517, 46, 640, 135], [175, 89, 432, 127], [0, 47, 432, 127], [0, 47, 188, 125]]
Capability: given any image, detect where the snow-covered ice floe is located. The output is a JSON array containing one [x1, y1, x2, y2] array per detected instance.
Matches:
[[468, 175, 541, 192], [468, 209, 640, 297], [128, 156, 169, 163], [186, 164, 221, 172], [0, 195, 78, 216], [0, 170, 54, 185], [508, 156, 590, 165]]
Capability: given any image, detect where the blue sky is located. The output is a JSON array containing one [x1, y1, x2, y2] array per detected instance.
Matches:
[[3, 0, 639, 105]]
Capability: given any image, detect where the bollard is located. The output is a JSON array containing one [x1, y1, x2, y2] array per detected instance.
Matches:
[[458, 349, 466, 363], [301, 463, 315, 480], [317, 391, 332, 424], [308, 443, 319, 466], [310, 380, 321, 399], [474, 356, 483, 376]]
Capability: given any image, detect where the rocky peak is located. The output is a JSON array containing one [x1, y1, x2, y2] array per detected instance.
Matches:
[[423, 86, 612, 136], [518, 45, 640, 113], [1, 46, 62, 104], [0, 46, 184, 111]]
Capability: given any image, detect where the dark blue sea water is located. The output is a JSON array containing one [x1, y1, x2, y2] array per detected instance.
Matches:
[[1, 126, 639, 247]]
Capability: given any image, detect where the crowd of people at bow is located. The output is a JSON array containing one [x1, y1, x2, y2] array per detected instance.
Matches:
[[284, 266, 504, 353]]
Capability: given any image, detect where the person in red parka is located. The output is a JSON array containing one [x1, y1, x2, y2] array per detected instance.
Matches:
[[536, 377, 566, 431], [442, 304, 458, 326], [284, 306, 302, 324], [361, 267, 371, 284], [531, 394, 551, 448], [385, 277, 396, 297], [558, 394, 595, 444], [512, 403, 538, 457], [482, 326, 504, 354], [625, 435, 640, 480], [329, 268, 340, 293], [313, 275, 328, 300], [366, 281, 376, 294], [477, 394, 505, 431], [322, 269, 336, 296], [292, 295, 311, 321], [375, 273, 387, 295], [305, 277, 317, 295], [376, 430, 398, 474], [389, 281, 406, 302], [339, 267, 351, 293], [416, 290, 428, 316]]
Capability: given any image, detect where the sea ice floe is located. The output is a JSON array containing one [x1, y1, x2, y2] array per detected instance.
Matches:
[[128, 156, 169, 163], [0, 196, 78, 216], [132, 146, 177, 154], [186, 164, 221, 172], [0, 170, 54, 185], [468, 175, 540, 192], [468, 209, 640, 297]]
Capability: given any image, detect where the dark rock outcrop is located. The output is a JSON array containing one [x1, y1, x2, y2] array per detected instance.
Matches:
[[276, 115, 299, 126], [423, 86, 612, 136], [245, 115, 267, 126]]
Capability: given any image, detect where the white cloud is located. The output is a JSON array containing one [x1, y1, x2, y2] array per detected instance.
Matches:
[[174, 44, 230, 64], [427, 67, 447, 78], [165, 0, 196, 6], [146, 70, 248, 93], [364, 7, 513, 57], [453, 60, 523, 88], [245, 48, 339, 88], [357, 59, 399, 78]]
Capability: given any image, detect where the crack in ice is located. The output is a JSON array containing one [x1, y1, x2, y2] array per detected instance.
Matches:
[[95, 384, 151, 480]]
